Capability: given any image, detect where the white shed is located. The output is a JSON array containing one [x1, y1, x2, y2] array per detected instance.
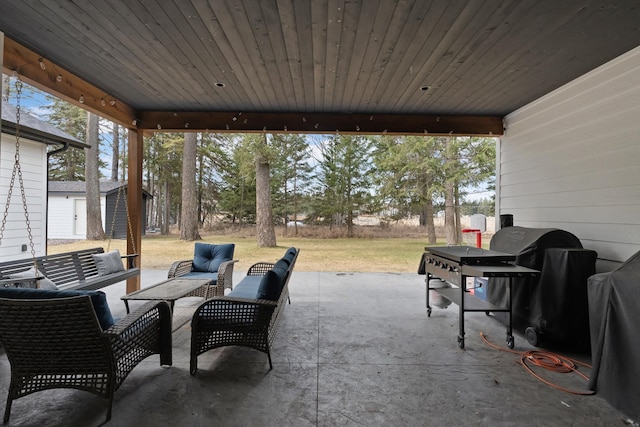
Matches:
[[0, 103, 86, 261], [48, 181, 152, 240]]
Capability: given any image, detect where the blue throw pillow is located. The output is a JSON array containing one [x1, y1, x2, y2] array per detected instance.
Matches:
[[0, 288, 115, 330], [283, 247, 297, 264], [256, 270, 282, 301], [274, 259, 289, 272], [192, 243, 235, 273]]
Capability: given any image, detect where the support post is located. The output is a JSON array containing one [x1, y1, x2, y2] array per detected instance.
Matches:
[[126, 129, 143, 293]]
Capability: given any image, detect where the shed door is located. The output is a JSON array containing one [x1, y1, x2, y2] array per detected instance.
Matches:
[[74, 199, 86, 236]]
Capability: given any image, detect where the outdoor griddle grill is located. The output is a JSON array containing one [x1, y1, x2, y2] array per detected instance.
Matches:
[[421, 246, 539, 349]]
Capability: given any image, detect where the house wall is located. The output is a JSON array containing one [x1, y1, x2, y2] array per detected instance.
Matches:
[[47, 195, 106, 240], [0, 133, 48, 260], [498, 45, 640, 269]]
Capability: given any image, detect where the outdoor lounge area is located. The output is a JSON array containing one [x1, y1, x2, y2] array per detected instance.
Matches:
[[1, 3, 639, 425], [0, 270, 631, 426]]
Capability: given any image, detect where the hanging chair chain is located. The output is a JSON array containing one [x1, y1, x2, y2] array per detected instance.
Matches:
[[0, 79, 37, 264], [107, 180, 137, 255], [124, 189, 137, 254]]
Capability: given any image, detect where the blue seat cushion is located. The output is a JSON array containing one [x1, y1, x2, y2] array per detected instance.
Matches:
[[228, 276, 261, 299], [192, 243, 235, 273], [0, 287, 115, 330], [179, 271, 218, 284]]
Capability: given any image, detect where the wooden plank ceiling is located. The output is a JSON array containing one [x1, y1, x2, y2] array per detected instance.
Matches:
[[2, 0, 640, 135]]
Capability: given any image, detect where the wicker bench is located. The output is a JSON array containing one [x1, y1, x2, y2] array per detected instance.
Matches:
[[0, 288, 172, 423], [190, 247, 299, 375], [0, 247, 139, 291]]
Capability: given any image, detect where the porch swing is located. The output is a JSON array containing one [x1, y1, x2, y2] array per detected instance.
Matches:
[[0, 78, 140, 290], [0, 79, 42, 288]]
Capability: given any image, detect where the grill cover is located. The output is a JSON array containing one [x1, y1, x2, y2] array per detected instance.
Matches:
[[487, 226, 596, 348], [588, 250, 640, 422]]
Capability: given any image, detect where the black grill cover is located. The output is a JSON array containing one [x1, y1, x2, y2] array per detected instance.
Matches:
[[487, 226, 596, 347], [588, 250, 640, 422]]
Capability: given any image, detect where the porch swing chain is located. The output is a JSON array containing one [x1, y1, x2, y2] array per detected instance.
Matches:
[[0, 79, 38, 266]]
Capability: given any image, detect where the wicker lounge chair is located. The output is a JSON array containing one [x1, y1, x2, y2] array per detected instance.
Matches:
[[0, 292, 172, 423]]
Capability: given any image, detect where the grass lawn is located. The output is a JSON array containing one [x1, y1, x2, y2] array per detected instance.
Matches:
[[47, 233, 435, 273]]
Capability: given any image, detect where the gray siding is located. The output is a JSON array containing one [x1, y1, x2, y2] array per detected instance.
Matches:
[[499, 46, 640, 265]]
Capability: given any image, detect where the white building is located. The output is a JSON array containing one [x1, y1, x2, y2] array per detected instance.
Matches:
[[0, 103, 85, 261], [498, 46, 640, 271], [48, 181, 151, 240]]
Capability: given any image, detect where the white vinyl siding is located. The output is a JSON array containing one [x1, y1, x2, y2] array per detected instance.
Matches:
[[0, 133, 48, 260], [499, 46, 640, 264], [47, 195, 107, 240]]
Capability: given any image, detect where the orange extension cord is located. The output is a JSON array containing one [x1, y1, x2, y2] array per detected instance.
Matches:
[[480, 332, 595, 395]]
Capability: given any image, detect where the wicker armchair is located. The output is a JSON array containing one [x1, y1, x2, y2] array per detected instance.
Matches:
[[168, 243, 237, 298], [0, 295, 172, 423]]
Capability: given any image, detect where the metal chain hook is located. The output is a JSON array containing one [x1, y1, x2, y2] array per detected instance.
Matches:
[[0, 78, 38, 268]]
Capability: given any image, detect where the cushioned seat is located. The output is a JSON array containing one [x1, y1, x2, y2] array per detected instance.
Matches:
[[0, 287, 172, 423], [228, 276, 262, 299]]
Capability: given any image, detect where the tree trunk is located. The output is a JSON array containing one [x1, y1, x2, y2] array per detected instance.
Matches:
[[454, 187, 462, 244], [444, 179, 456, 245], [111, 123, 119, 181], [425, 200, 436, 244], [146, 168, 154, 230], [256, 135, 276, 247], [197, 153, 204, 226], [161, 180, 170, 235], [85, 112, 106, 240], [179, 133, 201, 240]]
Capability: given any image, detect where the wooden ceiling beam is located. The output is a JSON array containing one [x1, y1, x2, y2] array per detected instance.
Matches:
[[137, 111, 504, 136], [2, 37, 137, 128]]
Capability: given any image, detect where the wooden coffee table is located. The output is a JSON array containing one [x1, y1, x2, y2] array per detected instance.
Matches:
[[121, 277, 211, 314]]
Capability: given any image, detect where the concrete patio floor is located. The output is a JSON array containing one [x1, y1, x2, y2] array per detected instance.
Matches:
[[0, 270, 634, 426]]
